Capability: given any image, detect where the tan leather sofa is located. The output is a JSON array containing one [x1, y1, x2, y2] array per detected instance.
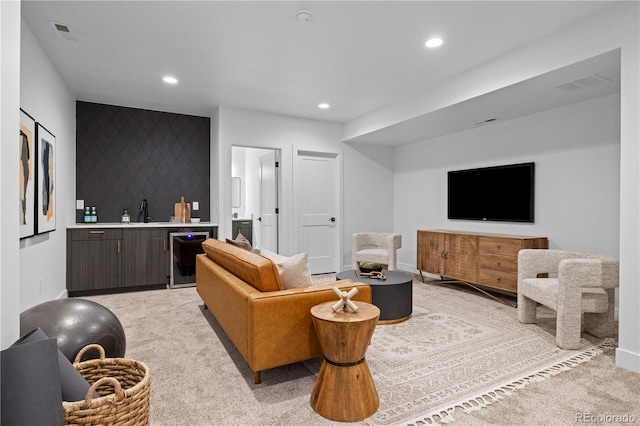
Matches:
[[196, 238, 372, 384]]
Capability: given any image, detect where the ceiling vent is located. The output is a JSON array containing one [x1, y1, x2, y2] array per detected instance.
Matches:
[[49, 21, 77, 41], [474, 117, 497, 125], [554, 74, 611, 92]]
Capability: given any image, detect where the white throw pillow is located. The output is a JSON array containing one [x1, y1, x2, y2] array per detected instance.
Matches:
[[260, 248, 312, 289]]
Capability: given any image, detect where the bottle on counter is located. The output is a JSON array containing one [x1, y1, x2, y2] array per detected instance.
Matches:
[[91, 206, 97, 223], [121, 209, 130, 224], [84, 206, 91, 223]]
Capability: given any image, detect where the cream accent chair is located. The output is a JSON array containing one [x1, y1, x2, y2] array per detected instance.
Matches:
[[517, 249, 619, 350], [352, 233, 402, 271]]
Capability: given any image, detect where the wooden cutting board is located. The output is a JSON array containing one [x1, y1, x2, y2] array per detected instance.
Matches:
[[174, 196, 191, 223]]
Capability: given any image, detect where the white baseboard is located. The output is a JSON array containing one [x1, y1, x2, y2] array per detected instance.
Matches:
[[615, 347, 640, 373]]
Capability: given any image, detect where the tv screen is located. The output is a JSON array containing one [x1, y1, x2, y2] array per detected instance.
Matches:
[[447, 162, 535, 223]]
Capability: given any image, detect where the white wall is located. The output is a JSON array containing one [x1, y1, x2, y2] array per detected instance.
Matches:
[[1, 0, 22, 349], [18, 21, 75, 308], [394, 94, 620, 271], [217, 107, 394, 267]]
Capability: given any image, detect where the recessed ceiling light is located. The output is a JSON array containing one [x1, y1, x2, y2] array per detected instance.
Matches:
[[425, 38, 443, 48], [318, 103, 330, 109], [163, 76, 178, 84]]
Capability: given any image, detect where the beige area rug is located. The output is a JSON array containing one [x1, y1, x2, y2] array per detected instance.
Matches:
[[82, 276, 614, 426], [304, 276, 614, 426]]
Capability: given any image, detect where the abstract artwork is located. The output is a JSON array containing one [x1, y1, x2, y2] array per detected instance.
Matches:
[[19, 109, 36, 238], [36, 123, 56, 234]]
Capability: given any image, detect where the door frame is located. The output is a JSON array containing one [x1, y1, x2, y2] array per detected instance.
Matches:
[[292, 149, 343, 274], [258, 150, 279, 252], [229, 145, 282, 250]]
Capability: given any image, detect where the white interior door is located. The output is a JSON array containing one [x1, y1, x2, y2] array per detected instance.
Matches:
[[296, 152, 339, 274], [259, 151, 279, 252]]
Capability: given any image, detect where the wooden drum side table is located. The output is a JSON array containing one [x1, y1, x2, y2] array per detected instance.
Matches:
[[310, 301, 380, 422]]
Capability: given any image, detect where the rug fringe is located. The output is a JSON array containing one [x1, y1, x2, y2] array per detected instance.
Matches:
[[400, 339, 616, 426]]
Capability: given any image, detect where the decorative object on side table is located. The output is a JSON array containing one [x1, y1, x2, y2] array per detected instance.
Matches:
[[359, 262, 382, 273], [310, 300, 380, 422], [331, 286, 359, 312], [358, 270, 387, 280]]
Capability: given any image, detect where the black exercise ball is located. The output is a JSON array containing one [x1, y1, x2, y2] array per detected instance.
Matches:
[[20, 298, 126, 362]]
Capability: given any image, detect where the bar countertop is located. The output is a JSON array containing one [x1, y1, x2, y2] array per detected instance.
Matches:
[[67, 222, 218, 229]]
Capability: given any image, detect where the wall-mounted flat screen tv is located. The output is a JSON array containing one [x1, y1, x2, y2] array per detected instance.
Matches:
[[448, 162, 535, 223]]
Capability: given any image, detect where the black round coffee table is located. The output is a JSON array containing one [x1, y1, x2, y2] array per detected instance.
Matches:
[[336, 270, 413, 324]]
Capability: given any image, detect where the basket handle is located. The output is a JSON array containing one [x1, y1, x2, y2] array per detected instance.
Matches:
[[73, 343, 106, 364], [83, 377, 124, 405]]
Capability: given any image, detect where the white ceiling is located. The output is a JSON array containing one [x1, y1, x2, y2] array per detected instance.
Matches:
[[21, 1, 621, 146]]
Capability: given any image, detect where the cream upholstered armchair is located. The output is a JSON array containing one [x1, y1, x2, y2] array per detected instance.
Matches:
[[517, 249, 619, 349], [352, 233, 402, 271]]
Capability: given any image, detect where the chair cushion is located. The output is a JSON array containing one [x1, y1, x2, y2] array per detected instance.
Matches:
[[356, 248, 389, 265], [521, 278, 609, 313]]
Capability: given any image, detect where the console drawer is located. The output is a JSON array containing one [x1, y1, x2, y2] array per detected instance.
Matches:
[[70, 228, 122, 241], [479, 268, 517, 292], [478, 253, 517, 273], [479, 237, 521, 256]]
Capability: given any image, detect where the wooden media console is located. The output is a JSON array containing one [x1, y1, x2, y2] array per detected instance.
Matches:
[[417, 230, 548, 298]]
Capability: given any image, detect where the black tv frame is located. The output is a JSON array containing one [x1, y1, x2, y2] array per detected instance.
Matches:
[[447, 162, 535, 223]]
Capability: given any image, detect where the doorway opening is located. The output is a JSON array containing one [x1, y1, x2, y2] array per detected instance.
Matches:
[[231, 146, 280, 253]]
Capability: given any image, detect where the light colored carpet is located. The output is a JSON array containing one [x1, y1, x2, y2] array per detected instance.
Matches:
[[80, 276, 637, 426]]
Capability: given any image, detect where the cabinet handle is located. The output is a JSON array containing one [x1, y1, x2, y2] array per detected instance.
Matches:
[[89, 230, 105, 235], [163, 239, 167, 251], [117, 241, 120, 254]]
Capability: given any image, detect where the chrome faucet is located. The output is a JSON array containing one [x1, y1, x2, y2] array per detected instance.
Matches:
[[139, 199, 149, 223]]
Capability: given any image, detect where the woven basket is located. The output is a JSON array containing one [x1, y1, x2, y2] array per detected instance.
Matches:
[[62, 344, 151, 426]]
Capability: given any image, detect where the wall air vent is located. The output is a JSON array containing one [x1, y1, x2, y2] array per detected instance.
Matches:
[[554, 74, 611, 92], [49, 21, 77, 41]]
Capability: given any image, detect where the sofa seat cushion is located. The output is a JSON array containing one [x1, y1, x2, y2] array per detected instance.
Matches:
[[202, 238, 283, 292]]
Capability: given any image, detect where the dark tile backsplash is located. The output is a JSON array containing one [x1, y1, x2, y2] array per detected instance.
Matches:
[[76, 102, 210, 223]]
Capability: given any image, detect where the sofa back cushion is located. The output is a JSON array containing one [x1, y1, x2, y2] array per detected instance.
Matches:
[[201, 238, 283, 292]]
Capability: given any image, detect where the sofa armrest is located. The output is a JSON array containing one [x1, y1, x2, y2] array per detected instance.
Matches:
[[245, 280, 372, 373]]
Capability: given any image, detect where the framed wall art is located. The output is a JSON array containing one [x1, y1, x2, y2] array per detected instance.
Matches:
[[36, 123, 56, 234], [19, 109, 36, 239]]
